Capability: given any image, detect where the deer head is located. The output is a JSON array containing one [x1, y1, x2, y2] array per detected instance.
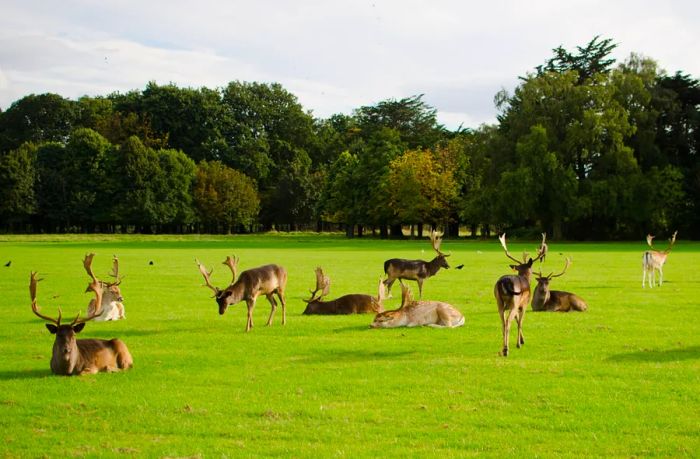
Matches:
[[83, 253, 123, 306], [646, 231, 678, 253], [429, 229, 450, 268], [196, 256, 241, 314], [498, 233, 543, 277], [534, 257, 571, 291]]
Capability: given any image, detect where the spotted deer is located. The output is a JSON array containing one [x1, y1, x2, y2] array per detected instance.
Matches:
[[303, 267, 386, 315], [196, 256, 287, 332], [383, 230, 450, 299], [532, 258, 588, 312], [370, 282, 464, 329], [494, 234, 544, 356], [85, 253, 125, 321], [642, 231, 678, 288], [29, 269, 133, 376]]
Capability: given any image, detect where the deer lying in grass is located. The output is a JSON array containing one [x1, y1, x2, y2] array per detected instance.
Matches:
[[531, 258, 588, 312], [494, 234, 544, 356], [29, 269, 133, 376], [642, 231, 678, 288], [197, 255, 287, 332], [85, 253, 125, 321], [303, 267, 386, 315], [370, 282, 464, 329], [383, 229, 450, 299]]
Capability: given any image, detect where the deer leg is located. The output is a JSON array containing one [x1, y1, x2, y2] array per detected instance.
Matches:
[[276, 289, 286, 325], [384, 278, 395, 298], [516, 305, 526, 347], [503, 305, 519, 356], [496, 297, 507, 356], [642, 266, 646, 288], [658, 266, 663, 286], [265, 294, 277, 326], [417, 279, 424, 299], [245, 299, 255, 332]]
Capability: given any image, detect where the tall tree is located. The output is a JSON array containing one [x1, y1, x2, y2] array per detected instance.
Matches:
[[0, 142, 37, 229]]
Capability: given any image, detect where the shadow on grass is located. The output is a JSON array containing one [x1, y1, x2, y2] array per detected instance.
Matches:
[[607, 345, 700, 363], [331, 324, 375, 333], [300, 349, 416, 364], [0, 368, 52, 380]]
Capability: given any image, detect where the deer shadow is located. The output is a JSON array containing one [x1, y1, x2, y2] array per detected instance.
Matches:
[[300, 349, 416, 364], [0, 368, 53, 381], [607, 345, 700, 363]]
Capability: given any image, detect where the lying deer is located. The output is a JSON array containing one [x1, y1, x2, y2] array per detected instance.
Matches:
[[642, 231, 678, 288], [370, 282, 464, 329], [197, 255, 287, 332], [29, 269, 133, 376], [303, 267, 386, 315], [494, 233, 544, 356], [85, 253, 125, 321], [531, 258, 588, 312], [383, 229, 450, 299]]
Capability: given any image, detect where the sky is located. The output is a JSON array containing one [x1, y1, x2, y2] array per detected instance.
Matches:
[[1, 0, 699, 130]]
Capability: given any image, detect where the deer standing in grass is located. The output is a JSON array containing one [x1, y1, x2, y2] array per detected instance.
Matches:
[[85, 253, 125, 321], [197, 256, 287, 332], [303, 267, 386, 315], [383, 230, 450, 299], [494, 234, 544, 356], [531, 258, 588, 312], [29, 257, 133, 375], [642, 231, 678, 288], [370, 282, 464, 329]]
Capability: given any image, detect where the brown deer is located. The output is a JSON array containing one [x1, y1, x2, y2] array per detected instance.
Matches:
[[383, 229, 450, 299], [531, 258, 588, 312], [196, 256, 287, 332], [370, 282, 464, 329], [643, 231, 678, 288], [85, 253, 125, 321], [29, 269, 133, 376], [303, 267, 386, 315], [494, 233, 544, 356]]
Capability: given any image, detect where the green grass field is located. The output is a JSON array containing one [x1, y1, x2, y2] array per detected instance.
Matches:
[[0, 234, 698, 458]]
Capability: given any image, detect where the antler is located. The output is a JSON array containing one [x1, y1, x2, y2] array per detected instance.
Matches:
[[499, 233, 522, 264], [549, 257, 571, 279], [222, 255, 239, 285], [306, 267, 330, 301], [666, 231, 678, 253], [74, 277, 104, 325], [83, 253, 99, 285], [646, 234, 655, 249], [108, 254, 121, 285], [196, 259, 220, 294], [429, 230, 449, 256], [537, 233, 548, 260], [29, 271, 61, 325], [399, 281, 413, 309]]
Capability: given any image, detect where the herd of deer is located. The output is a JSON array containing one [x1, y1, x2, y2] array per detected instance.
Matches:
[[28, 230, 679, 375]]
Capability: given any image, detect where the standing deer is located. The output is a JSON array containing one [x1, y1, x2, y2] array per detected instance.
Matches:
[[642, 231, 678, 288], [29, 270, 133, 376], [370, 282, 464, 329], [303, 267, 386, 315], [196, 256, 287, 332], [85, 253, 125, 321], [531, 258, 588, 312], [383, 230, 450, 299], [494, 234, 544, 356]]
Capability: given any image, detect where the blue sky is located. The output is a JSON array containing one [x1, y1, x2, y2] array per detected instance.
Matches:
[[1, 0, 699, 129]]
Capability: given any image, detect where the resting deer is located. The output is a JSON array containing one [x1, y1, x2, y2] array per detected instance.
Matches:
[[531, 258, 588, 312], [85, 253, 125, 321], [642, 231, 678, 288], [494, 233, 544, 356], [383, 229, 450, 299], [370, 282, 464, 329], [303, 267, 386, 315], [29, 269, 133, 376], [197, 256, 287, 332]]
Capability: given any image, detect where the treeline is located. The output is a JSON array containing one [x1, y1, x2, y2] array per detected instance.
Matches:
[[0, 37, 698, 239]]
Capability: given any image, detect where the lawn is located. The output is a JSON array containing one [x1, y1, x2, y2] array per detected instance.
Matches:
[[0, 233, 698, 457]]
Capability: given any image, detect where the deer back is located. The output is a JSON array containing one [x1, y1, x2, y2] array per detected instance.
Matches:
[[370, 300, 463, 328], [303, 294, 382, 315]]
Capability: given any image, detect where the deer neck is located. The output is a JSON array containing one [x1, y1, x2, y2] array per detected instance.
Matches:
[[225, 281, 246, 304], [427, 257, 444, 276], [51, 340, 81, 375]]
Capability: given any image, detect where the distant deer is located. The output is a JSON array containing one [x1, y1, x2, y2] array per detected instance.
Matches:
[[196, 256, 287, 332], [642, 231, 678, 288], [29, 269, 133, 376], [303, 267, 386, 315], [494, 233, 544, 356], [370, 282, 464, 329], [85, 253, 125, 321], [383, 229, 450, 299], [531, 258, 588, 312]]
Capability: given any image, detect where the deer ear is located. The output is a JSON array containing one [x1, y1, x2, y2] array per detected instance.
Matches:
[[72, 323, 86, 333], [527, 258, 534, 267], [509, 264, 517, 271], [45, 324, 58, 334]]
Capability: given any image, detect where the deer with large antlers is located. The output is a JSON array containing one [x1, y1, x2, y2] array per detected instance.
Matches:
[[383, 230, 450, 299], [303, 267, 386, 315], [370, 282, 464, 329], [531, 258, 588, 312], [494, 234, 544, 356], [85, 253, 125, 321], [196, 256, 287, 332], [29, 269, 133, 376], [642, 231, 678, 288]]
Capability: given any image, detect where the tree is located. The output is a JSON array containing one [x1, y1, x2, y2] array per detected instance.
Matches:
[[537, 35, 617, 83], [0, 142, 37, 229]]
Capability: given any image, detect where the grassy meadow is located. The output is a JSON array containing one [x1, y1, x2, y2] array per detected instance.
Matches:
[[0, 233, 698, 458]]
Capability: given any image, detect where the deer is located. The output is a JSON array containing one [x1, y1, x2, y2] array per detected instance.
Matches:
[[85, 253, 125, 321], [370, 281, 464, 329], [642, 231, 678, 288], [29, 269, 133, 376], [383, 229, 450, 299], [494, 233, 544, 356], [531, 258, 588, 312], [303, 267, 386, 315], [196, 255, 287, 332]]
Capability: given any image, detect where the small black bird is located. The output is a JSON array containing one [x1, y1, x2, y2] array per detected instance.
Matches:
[[455, 264, 464, 270], [149, 260, 154, 265], [4, 260, 10, 267]]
